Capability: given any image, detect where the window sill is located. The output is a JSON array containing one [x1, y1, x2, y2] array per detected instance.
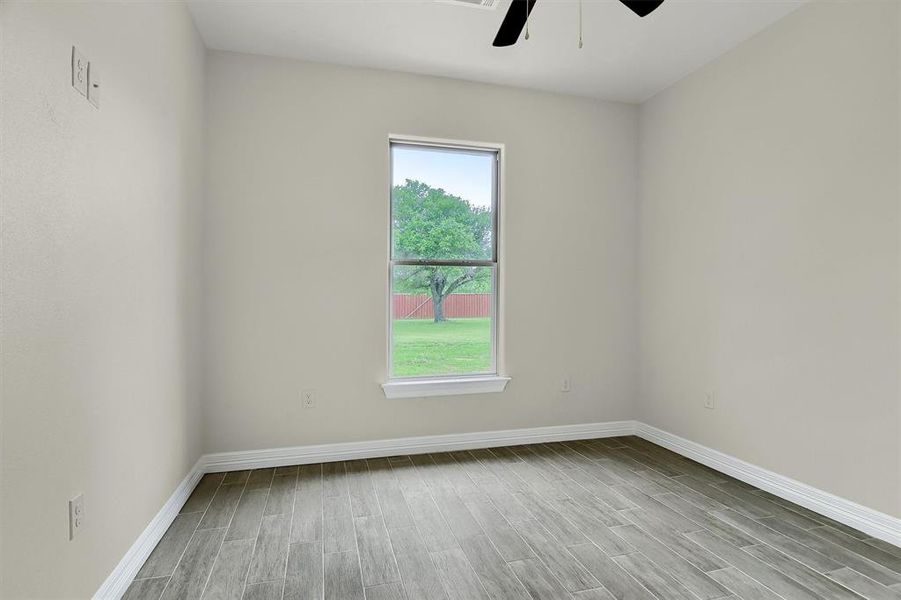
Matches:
[[382, 376, 511, 399]]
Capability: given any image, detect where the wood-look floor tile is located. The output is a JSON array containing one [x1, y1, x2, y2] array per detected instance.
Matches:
[[611, 525, 726, 600], [615, 447, 685, 478], [553, 499, 632, 556], [563, 469, 635, 510], [390, 460, 430, 497], [247, 514, 290, 583], [246, 469, 275, 491], [202, 539, 255, 600], [435, 453, 483, 495], [568, 543, 655, 600], [199, 484, 244, 530], [373, 480, 414, 531], [405, 493, 458, 552], [685, 529, 820, 600], [514, 491, 588, 547], [572, 588, 616, 600], [508, 558, 569, 600], [473, 481, 531, 522], [323, 493, 355, 554], [223, 471, 250, 486], [364, 582, 406, 600], [511, 519, 599, 593], [609, 485, 699, 533], [136, 512, 203, 579], [431, 548, 489, 600], [264, 473, 297, 516], [463, 496, 532, 561], [743, 543, 865, 600], [226, 490, 268, 541], [122, 576, 169, 600], [708, 567, 781, 600], [716, 481, 822, 529], [355, 515, 400, 587], [826, 567, 901, 600], [290, 465, 322, 544], [323, 461, 349, 497], [865, 539, 901, 559], [459, 534, 529, 600], [181, 474, 225, 514], [160, 527, 226, 600], [432, 491, 484, 541], [760, 518, 901, 586], [324, 550, 365, 600], [612, 552, 697, 600], [672, 476, 772, 520], [711, 508, 841, 571], [347, 459, 381, 518], [619, 508, 722, 572], [242, 581, 283, 600], [389, 526, 447, 599], [811, 526, 901, 574], [654, 492, 759, 548], [284, 541, 323, 600]]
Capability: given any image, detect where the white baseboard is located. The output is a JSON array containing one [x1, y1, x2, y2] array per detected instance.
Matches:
[[201, 421, 637, 472], [98, 419, 901, 599], [93, 459, 204, 600], [634, 422, 901, 547]]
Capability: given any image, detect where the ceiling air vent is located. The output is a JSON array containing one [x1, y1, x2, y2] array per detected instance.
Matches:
[[437, 0, 499, 10]]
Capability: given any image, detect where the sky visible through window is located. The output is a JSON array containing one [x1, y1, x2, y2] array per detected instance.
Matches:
[[392, 145, 493, 209]]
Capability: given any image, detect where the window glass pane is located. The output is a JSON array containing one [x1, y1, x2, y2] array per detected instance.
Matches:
[[391, 265, 494, 377], [392, 145, 495, 261]]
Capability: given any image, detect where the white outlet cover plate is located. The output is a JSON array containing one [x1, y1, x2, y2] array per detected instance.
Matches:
[[69, 494, 84, 540], [71, 47, 88, 97]]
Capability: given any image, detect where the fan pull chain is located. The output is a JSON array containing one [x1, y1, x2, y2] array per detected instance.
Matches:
[[524, 0, 530, 40], [578, 0, 583, 48]]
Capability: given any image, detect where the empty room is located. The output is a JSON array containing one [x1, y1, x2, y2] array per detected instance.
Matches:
[[3, 0, 901, 598]]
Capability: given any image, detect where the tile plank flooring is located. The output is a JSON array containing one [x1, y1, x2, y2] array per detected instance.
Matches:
[[125, 436, 901, 600]]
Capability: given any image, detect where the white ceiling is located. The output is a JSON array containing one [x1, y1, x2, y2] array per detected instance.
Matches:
[[187, 0, 804, 103]]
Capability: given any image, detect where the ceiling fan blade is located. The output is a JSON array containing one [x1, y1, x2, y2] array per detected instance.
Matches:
[[492, 0, 537, 47], [619, 0, 665, 17]]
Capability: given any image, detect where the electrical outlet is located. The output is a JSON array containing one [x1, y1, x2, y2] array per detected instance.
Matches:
[[561, 377, 571, 393], [68, 494, 84, 540], [71, 47, 88, 97], [704, 392, 716, 410], [301, 389, 316, 409]]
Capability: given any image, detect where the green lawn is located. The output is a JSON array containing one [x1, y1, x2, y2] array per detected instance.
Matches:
[[392, 318, 491, 377]]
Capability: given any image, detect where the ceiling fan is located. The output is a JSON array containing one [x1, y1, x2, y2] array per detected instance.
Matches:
[[492, 0, 665, 47]]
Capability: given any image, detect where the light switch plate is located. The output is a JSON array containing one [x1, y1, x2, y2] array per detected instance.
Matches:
[[71, 47, 88, 97]]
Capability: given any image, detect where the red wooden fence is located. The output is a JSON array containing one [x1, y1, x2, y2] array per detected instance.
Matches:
[[393, 294, 490, 319]]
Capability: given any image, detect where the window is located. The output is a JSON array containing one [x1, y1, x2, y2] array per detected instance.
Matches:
[[384, 137, 508, 397]]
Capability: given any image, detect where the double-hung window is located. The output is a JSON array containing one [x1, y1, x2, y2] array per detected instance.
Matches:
[[383, 137, 508, 398]]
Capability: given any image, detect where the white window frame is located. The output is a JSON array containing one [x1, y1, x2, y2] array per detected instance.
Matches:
[[382, 135, 509, 398]]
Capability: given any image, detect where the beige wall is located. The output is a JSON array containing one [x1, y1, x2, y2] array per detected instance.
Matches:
[[202, 52, 639, 453], [0, 2, 205, 597], [638, 1, 901, 516]]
